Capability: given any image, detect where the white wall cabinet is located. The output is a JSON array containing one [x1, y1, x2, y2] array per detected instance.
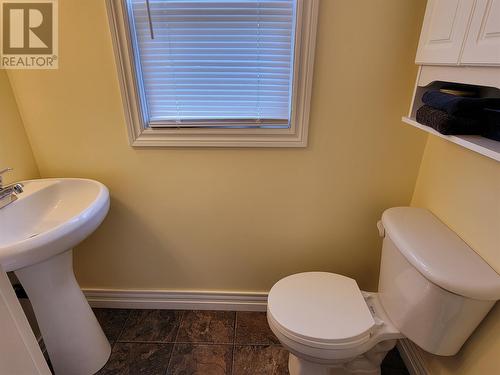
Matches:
[[461, 0, 500, 65], [407, 1, 500, 162], [415, 0, 500, 66], [415, 0, 474, 65]]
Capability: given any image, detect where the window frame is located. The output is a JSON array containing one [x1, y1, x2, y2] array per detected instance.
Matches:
[[106, 0, 319, 147]]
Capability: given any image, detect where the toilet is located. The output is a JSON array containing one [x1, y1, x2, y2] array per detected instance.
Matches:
[[267, 207, 500, 375]]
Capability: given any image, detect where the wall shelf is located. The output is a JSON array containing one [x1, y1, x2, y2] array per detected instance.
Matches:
[[402, 116, 500, 162]]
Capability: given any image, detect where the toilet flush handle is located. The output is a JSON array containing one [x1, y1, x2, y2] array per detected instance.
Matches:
[[376, 220, 385, 238]]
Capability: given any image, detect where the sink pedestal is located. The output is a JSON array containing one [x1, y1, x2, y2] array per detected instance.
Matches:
[[15, 250, 111, 375]]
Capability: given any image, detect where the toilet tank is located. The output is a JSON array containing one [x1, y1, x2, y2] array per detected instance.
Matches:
[[377, 207, 500, 356]]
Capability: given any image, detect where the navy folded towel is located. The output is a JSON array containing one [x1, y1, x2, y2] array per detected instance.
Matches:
[[422, 91, 500, 116], [483, 109, 500, 141], [416, 105, 483, 135]]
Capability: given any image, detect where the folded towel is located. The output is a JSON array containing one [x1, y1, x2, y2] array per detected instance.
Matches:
[[422, 91, 500, 116], [483, 109, 500, 141], [416, 105, 484, 135]]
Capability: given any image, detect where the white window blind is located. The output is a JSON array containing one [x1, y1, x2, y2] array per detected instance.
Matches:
[[128, 0, 296, 127]]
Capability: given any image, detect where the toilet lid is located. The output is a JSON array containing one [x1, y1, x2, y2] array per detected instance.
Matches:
[[268, 272, 375, 349]]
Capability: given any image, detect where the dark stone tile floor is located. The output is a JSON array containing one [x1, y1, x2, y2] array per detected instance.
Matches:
[[90, 309, 408, 375]]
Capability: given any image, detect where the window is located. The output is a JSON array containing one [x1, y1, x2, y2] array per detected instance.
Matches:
[[107, 0, 318, 147]]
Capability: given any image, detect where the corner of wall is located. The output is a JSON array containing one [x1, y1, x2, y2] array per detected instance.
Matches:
[[4, 71, 41, 178], [409, 135, 429, 206]]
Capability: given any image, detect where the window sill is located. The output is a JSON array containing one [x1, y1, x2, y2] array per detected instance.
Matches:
[[129, 127, 309, 148]]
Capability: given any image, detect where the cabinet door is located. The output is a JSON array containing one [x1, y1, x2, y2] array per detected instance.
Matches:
[[461, 0, 500, 64], [415, 0, 475, 65]]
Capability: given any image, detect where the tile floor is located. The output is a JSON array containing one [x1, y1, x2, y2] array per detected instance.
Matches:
[[91, 308, 409, 375]]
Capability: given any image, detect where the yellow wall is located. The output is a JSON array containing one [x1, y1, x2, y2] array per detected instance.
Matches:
[[7, 0, 427, 292], [411, 137, 500, 374], [0, 71, 38, 183]]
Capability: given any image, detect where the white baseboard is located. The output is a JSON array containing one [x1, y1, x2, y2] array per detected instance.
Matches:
[[397, 339, 429, 375], [83, 289, 268, 311]]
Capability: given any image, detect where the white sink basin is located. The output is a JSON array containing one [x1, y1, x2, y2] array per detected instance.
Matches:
[[0, 178, 111, 375], [0, 178, 109, 272]]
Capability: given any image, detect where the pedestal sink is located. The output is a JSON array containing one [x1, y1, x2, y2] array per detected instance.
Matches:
[[0, 178, 111, 375]]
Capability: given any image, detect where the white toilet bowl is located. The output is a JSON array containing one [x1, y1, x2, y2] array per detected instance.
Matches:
[[267, 272, 402, 375], [267, 207, 500, 375]]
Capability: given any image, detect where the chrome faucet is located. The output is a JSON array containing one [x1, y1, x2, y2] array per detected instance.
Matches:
[[0, 168, 24, 209]]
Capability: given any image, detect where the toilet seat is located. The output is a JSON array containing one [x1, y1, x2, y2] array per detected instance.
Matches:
[[267, 272, 375, 350]]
